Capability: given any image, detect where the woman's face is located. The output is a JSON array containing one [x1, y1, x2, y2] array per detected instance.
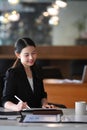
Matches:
[[18, 46, 37, 67]]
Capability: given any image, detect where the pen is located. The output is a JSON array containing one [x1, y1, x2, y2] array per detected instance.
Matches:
[[14, 95, 31, 109]]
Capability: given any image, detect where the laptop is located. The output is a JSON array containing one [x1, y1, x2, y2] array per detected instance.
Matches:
[[81, 65, 87, 83], [43, 65, 87, 84]]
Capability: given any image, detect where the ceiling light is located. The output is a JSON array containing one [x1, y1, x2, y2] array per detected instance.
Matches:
[[8, 0, 20, 5], [8, 11, 20, 22], [43, 11, 49, 17], [52, 3, 60, 10], [55, 0, 67, 8], [47, 6, 58, 16], [49, 16, 59, 25], [0, 15, 9, 24]]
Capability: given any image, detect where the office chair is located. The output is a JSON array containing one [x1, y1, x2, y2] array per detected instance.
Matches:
[[0, 75, 4, 107], [0, 59, 15, 77], [42, 66, 63, 79]]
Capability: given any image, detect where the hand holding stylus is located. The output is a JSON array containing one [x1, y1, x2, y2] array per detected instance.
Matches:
[[14, 95, 31, 109]]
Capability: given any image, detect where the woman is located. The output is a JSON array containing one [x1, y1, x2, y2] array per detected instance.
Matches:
[[2, 37, 52, 111]]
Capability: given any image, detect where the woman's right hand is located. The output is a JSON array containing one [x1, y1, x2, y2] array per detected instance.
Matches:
[[16, 101, 28, 111]]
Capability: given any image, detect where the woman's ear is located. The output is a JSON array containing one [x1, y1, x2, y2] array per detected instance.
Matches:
[[15, 52, 20, 59]]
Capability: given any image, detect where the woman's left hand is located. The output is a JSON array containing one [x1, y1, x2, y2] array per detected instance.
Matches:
[[42, 104, 56, 108]]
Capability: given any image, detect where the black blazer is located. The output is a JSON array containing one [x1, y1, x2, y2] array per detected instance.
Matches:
[[2, 63, 47, 108]]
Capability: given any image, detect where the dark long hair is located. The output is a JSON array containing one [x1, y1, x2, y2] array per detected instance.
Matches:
[[12, 37, 36, 68]]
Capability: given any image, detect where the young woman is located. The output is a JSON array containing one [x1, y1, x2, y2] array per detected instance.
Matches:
[[2, 37, 53, 111]]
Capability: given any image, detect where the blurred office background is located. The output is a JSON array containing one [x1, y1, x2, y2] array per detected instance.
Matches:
[[0, 0, 87, 79], [0, 0, 87, 46]]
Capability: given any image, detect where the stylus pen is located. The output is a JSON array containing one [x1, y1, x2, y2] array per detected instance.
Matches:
[[14, 95, 31, 109]]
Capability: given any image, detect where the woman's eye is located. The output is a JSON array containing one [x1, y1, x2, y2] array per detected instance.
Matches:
[[25, 54, 29, 57]]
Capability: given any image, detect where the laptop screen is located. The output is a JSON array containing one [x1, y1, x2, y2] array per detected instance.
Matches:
[[81, 65, 87, 83]]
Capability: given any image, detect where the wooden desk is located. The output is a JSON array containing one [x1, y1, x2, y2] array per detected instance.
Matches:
[[43, 79, 87, 108]]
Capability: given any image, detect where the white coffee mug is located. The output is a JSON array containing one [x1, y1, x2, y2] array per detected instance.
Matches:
[[75, 101, 86, 115]]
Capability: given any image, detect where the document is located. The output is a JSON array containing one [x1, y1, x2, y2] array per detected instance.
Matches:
[[20, 114, 61, 123]]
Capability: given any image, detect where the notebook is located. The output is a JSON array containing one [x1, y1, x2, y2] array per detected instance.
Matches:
[[21, 108, 63, 115]]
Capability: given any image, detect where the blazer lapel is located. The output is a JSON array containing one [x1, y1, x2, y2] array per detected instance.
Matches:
[[19, 65, 34, 94]]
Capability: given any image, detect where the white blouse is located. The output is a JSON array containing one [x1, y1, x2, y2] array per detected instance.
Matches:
[[27, 77, 34, 92]]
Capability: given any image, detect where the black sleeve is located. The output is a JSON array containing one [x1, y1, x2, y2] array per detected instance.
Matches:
[[1, 68, 17, 106]]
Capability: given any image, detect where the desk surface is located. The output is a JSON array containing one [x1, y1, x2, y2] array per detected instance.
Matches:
[[0, 108, 87, 130]]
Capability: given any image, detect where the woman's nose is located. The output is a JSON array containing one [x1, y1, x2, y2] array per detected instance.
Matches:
[[29, 54, 33, 59]]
